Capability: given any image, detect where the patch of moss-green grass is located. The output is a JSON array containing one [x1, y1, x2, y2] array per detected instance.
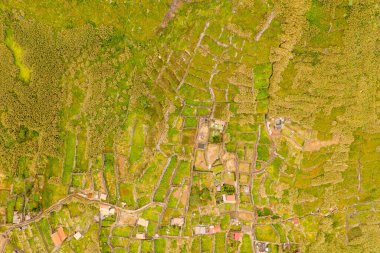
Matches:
[[240, 234, 253, 253], [129, 122, 145, 164], [104, 153, 117, 204], [154, 156, 178, 202], [201, 235, 213, 252], [255, 225, 279, 242], [184, 117, 198, 128], [154, 238, 166, 253], [4, 29, 31, 83], [62, 132, 76, 185], [119, 182, 136, 207]]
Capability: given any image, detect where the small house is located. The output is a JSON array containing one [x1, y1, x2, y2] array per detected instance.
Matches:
[[234, 232, 243, 241], [170, 217, 185, 227], [13, 212, 21, 224], [100, 204, 115, 219], [194, 226, 208, 235], [137, 218, 149, 228], [136, 233, 146, 240], [73, 232, 82, 240], [100, 193, 107, 201], [51, 227, 67, 247], [256, 242, 268, 253], [209, 225, 221, 234], [222, 194, 236, 204]]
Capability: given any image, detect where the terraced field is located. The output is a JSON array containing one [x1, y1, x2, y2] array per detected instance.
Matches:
[[0, 0, 379, 253]]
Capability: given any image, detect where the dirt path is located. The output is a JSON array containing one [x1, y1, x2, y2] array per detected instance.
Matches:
[[158, 0, 183, 31], [1, 193, 164, 237], [0, 235, 7, 253], [356, 159, 361, 200], [255, 11, 275, 41], [176, 21, 210, 91]]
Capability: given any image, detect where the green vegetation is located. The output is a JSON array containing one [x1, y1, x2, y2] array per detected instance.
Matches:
[[255, 225, 279, 242], [4, 29, 31, 82], [153, 156, 178, 202], [240, 235, 253, 253], [104, 153, 117, 204], [154, 238, 166, 253], [222, 184, 235, 195], [172, 161, 191, 186], [62, 132, 76, 185], [1, 1, 379, 252]]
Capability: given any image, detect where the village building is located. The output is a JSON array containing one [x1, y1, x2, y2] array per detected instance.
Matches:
[[137, 218, 149, 228], [170, 217, 185, 227], [274, 118, 284, 129], [99, 204, 115, 220], [256, 242, 269, 253], [194, 225, 208, 235], [12, 212, 21, 224], [136, 233, 146, 240], [73, 232, 82, 240], [242, 185, 250, 194], [100, 193, 107, 201], [233, 232, 243, 241], [211, 119, 225, 131], [51, 227, 67, 247], [209, 225, 221, 234], [222, 194, 236, 204], [293, 216, 300, 226]]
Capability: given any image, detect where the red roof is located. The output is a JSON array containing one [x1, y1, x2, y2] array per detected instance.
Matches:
[[51, 233, 61, 247], [51, 227, 67, 247], [234, 232, 243, 241], [209, 225, 221, 233], [293, 217, 300, 226], [226, 195, 236, 201]]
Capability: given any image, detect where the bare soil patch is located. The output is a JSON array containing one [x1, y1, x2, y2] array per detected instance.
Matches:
[[118, 211, 138, 225], [238, 162, 250, 173], [303, 137, 339, 151], [205, 143, 220, 167], [195, 150, 208, 169]]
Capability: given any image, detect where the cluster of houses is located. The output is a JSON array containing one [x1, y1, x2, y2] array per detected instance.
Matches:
[[196, 118, 225, 150], [51, 227, 83, 247], [99, 203, 116, 220], [256, 242, 270, 253], [135, 217, 149, 240], [266, 117, 285, 136], [12, 212, 31, 224]]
